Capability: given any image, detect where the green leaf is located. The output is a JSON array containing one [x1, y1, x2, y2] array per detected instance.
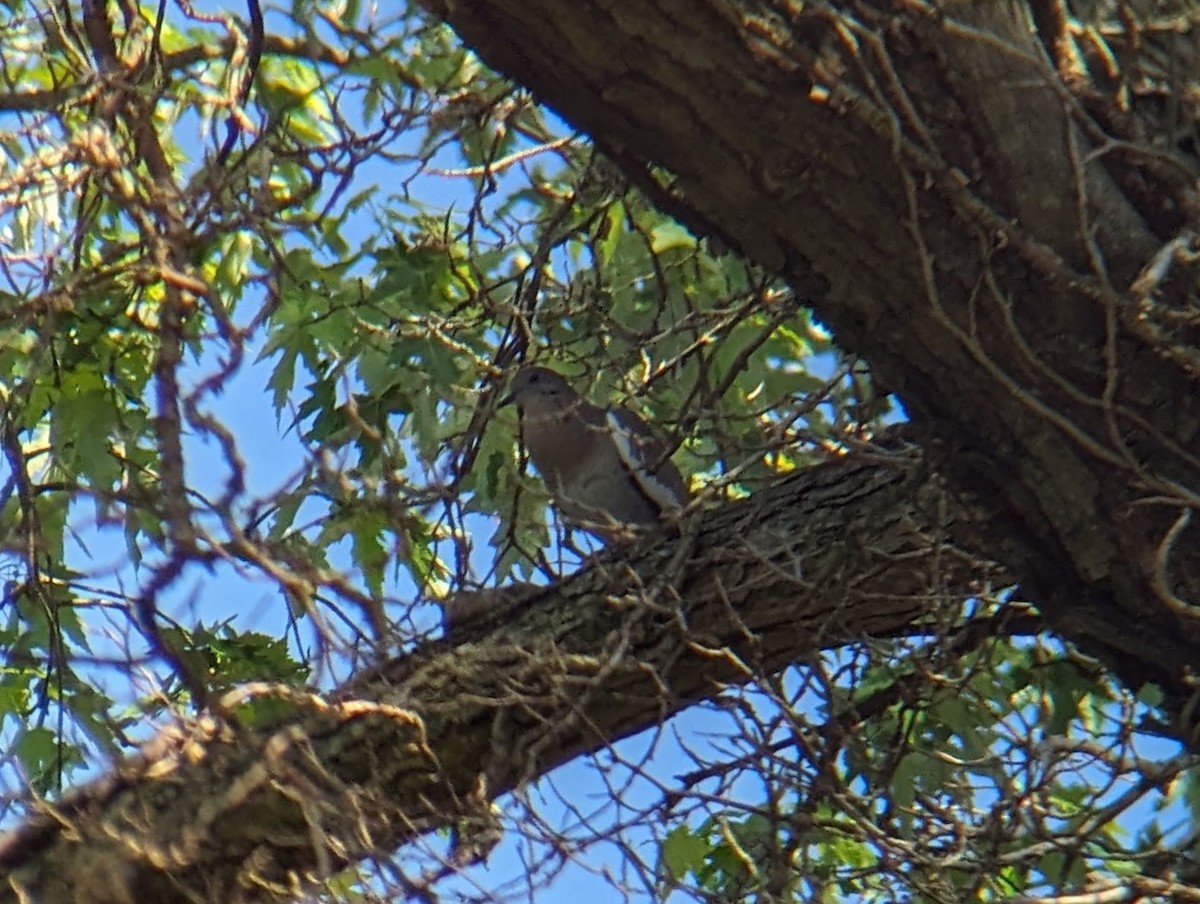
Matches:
[[15, 726, 84, 794], [649, 220, 695, 254], [661, 824, 711, 881], [891, 752, 920, 810], [351, 511, 388, 597], [1136, 683, 1165, 709], [214, 230, 256, 294], [595, 202, 625, 267], [258, 56, 337, 144]]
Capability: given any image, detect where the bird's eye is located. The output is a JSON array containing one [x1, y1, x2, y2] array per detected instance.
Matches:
[[528, 373, 540, 383]]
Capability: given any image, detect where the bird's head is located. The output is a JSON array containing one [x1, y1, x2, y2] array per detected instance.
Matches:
[[499, 366, 576, 415]]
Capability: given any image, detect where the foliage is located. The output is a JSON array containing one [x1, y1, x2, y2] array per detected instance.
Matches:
[[0, 0, 1195, 901]]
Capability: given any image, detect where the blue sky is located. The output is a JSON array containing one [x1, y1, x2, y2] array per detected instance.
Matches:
[[0, 26, 725, 895], [1, 3, 1197, 900]]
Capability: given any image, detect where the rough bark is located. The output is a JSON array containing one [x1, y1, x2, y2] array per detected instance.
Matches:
[[425, 0, 1200, 711], [0, 452, 1006, 903], [6, 1, 1200, 899]]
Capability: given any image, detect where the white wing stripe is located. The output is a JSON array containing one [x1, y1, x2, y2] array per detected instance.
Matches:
[[606, 410, 685, 514]]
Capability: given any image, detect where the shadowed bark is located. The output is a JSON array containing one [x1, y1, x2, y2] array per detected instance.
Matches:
[[4, 0, 1200, 900], [0, 452, 1009, 903], [424, 0, 1200, 709]]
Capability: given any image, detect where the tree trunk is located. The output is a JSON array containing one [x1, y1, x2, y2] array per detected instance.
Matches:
[[0, 453, 1007, 903], [6, 1, 1200, 900], [426, 0, 1200, 713]]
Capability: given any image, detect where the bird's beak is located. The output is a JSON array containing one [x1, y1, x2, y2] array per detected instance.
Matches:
[[498, 389, 516, 408]]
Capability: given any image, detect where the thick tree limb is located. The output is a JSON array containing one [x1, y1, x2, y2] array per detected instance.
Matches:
[[425, 0, 1200, 712], [0, 451, 1005, 903], [7, 1, 1200, 899]]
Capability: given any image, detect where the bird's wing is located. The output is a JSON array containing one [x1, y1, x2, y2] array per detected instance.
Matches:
[[605, 408, 690, 515]]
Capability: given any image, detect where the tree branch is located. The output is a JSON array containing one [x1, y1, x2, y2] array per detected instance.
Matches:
[[0, 450, 1004, 904], [424, 0, 1200, 717]]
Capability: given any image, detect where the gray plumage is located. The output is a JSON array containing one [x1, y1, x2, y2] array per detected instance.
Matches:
[[501, 366, 689, 541]]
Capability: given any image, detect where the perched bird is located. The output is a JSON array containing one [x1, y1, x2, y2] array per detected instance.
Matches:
[[500, 366, 690, 541]]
